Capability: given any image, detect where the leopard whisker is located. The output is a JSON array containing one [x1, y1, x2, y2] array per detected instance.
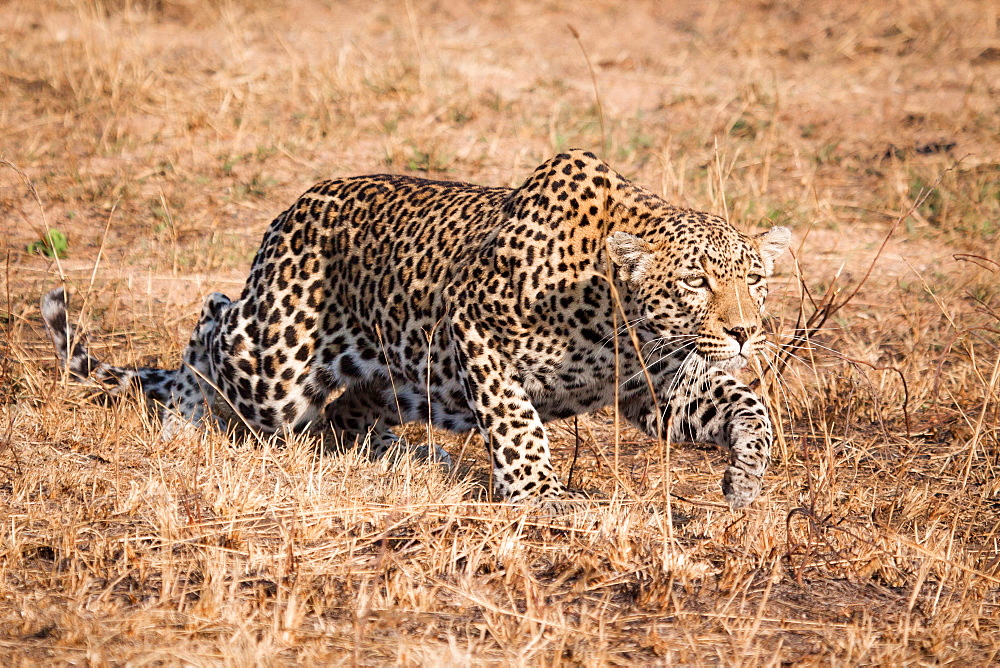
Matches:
[[763, 340, 841, 368], [618, 340, 697, 389], [668, 351, 708, 433], [599, 315, 652, 348], [756, 352, 797, 442], [641, 334, 698, 354]]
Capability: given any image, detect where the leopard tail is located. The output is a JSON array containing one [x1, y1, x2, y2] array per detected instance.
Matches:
[[40, 287, 175, 406]]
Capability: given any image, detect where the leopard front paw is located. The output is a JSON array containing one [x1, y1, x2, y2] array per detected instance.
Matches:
[[721, 465, 763, 509]]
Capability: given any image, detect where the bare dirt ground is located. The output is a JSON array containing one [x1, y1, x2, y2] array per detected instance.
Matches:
[[2, 0, 999, 664]]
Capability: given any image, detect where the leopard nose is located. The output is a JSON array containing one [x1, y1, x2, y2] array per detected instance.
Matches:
[[725, 326, 755, 346]]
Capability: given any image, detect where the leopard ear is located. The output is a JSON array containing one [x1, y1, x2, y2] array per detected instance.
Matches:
[[606, 231, 653, 284], [755, 226, 791, 275]]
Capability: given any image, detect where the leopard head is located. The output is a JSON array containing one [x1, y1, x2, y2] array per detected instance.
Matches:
[[607, 221, 790, 371]]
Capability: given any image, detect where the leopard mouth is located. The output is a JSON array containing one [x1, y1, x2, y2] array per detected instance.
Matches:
[[697, 337, 765, 372]]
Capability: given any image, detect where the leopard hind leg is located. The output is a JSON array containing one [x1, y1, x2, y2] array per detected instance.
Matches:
[[160, 292, 233, 439], [324, 381, 451, 466]]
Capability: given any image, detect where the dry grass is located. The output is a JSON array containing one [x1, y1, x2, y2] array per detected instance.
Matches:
[[2, 0, 999, 663]]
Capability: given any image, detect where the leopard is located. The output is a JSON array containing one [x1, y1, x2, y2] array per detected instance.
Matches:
[[41, 149, 790, 509]]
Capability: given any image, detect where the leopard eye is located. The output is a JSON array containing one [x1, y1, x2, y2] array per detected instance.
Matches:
[[681, 276, 709, 289], [747, 273, 763, 286]]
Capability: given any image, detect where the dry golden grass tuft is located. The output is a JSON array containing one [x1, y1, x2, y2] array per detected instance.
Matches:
[[2, 0, 999, 663]]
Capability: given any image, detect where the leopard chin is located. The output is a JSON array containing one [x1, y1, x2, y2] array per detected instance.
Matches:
[[710, 354, 751, 373]]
